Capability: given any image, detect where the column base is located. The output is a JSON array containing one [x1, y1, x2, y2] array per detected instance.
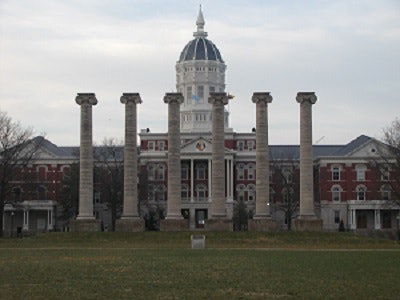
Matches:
[[205, 219, 233, 232], [160, 219, 189, 231], [248, 219, 277, 232], [115, 219, 145, 232], [70, 219, 101, 232], [292, 219, 323, 231]]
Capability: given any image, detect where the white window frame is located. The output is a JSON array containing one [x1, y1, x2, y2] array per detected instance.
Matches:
[[332, 165, 341, 181], [331, 185, 341, 202], [356, 165, 367, 181]]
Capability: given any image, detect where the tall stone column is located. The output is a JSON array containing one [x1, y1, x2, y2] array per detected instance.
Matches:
[[160, 93, 187, 231], [293, 92, 322, 231], [71, 93, 100, 232], [205, 92, 233, 231], [116, 93, 145, 232], [248, 92, 276, 231]]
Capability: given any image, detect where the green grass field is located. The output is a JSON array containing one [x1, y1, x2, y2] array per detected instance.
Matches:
[[1, 232, 399, 299]]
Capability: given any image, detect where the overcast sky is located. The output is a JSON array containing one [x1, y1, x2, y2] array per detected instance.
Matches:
[[1, 0, 399, 146]]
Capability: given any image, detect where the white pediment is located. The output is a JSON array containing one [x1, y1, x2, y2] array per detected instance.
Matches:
[[347, 139, 393, 158], [180, 137, 235, 155], [181, 137, 213, 154]]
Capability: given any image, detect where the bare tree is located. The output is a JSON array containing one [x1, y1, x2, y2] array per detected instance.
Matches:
[[374, 118, 400, 204], [58, 163, 79, 227], [94, 138, 124, 231], [270, 149, 300, 230], [0, 110, 43, 236]]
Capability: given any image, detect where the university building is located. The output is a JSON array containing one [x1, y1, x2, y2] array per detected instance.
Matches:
[[3, 9, 399, 234]]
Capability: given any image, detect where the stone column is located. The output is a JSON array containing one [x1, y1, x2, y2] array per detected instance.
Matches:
[[205, 92, 233, 231], [160, 93, 188, 231], [249, 92, 276, 231], [116, 93, 145, 232], [71, 93, 101, 232], [293, 92, 322, 231]]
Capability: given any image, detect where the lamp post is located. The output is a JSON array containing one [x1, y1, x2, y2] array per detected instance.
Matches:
[[396, 213, 400, 242]]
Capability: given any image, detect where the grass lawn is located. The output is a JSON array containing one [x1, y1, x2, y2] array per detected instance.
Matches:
[[1, 232, 399, 299]]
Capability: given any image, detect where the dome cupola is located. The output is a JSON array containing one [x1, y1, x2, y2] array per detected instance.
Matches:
[[178, 7, 224, 63]]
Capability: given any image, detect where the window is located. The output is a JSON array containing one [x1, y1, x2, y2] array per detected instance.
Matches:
[[248, 185, 256, 201], [332, 186, 341, 202], [37, 166, 47, 181], [356, 186, 366, 200], [197, 85, 204, 103], [158, 141, 165, 151], [148, 185, 155, 200], [332, 166, 340, 181], [156, 165, 165, 180], [282, 169, 293, 184], [237, 164, 245, 180], [181, 164, 189, 180], [186, 86, 192, 104], [37, 186, 47, 199], [381, 185, 391, 201], [181, 185, 189, 199], [196, 185, 206, 201], [155, 185, 165, 201], [209, 86, 215, 93], [247, 141, 254, 151], [237, 184, 245, 201], [380, 166, 390, 181], [148, 141, 155, 151], [12, 187, 22, 201], [197, 165, 206, 180], [94, 191, 101, 204], [356, 165, 367, 181], [148, 164, 155, 180], [334, 211, 340, 224], [247, 164, 255, 180], [269, 170, 273, 183], [237, 141, 244, 151]]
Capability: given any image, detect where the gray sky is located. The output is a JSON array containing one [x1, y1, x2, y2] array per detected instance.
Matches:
[[1, 0, 399, 146]]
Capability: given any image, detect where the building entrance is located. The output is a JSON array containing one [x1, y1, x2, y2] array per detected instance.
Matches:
[[195, 209, 208, 228]]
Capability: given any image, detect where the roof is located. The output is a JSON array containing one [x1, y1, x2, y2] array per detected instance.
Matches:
[[178, 7, 224, 63]]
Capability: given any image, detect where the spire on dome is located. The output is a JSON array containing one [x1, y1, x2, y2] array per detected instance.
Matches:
[[193, 5, 208, 38]]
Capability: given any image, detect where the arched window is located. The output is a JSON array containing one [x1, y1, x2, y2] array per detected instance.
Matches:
[[236, 184, 245, 201], [37, 165, 47, 182], [196, 184, 206, 201], [247, 184, 256, 201], [331, 185, 341, 202], [237, 164, 245, 180], [148, 164, 155, 181], [282, 168, 293, 184], [247, 164, 255, 180], [356, 185, 367, 200], [181, 184, 189, 200], [196, 164, 206, 180], [156, 164, 165, 180], [148, 184, 155, 200], [155, 185, 165, 201]]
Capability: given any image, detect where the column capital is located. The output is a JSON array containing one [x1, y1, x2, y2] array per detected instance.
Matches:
[[75, 93, 98, 106], [120, 93, 142, 105], [252, 92, 273, 104], [296, 92, 317, 104], [164, 93, 184, 104], [208, 92, 232, 105]]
